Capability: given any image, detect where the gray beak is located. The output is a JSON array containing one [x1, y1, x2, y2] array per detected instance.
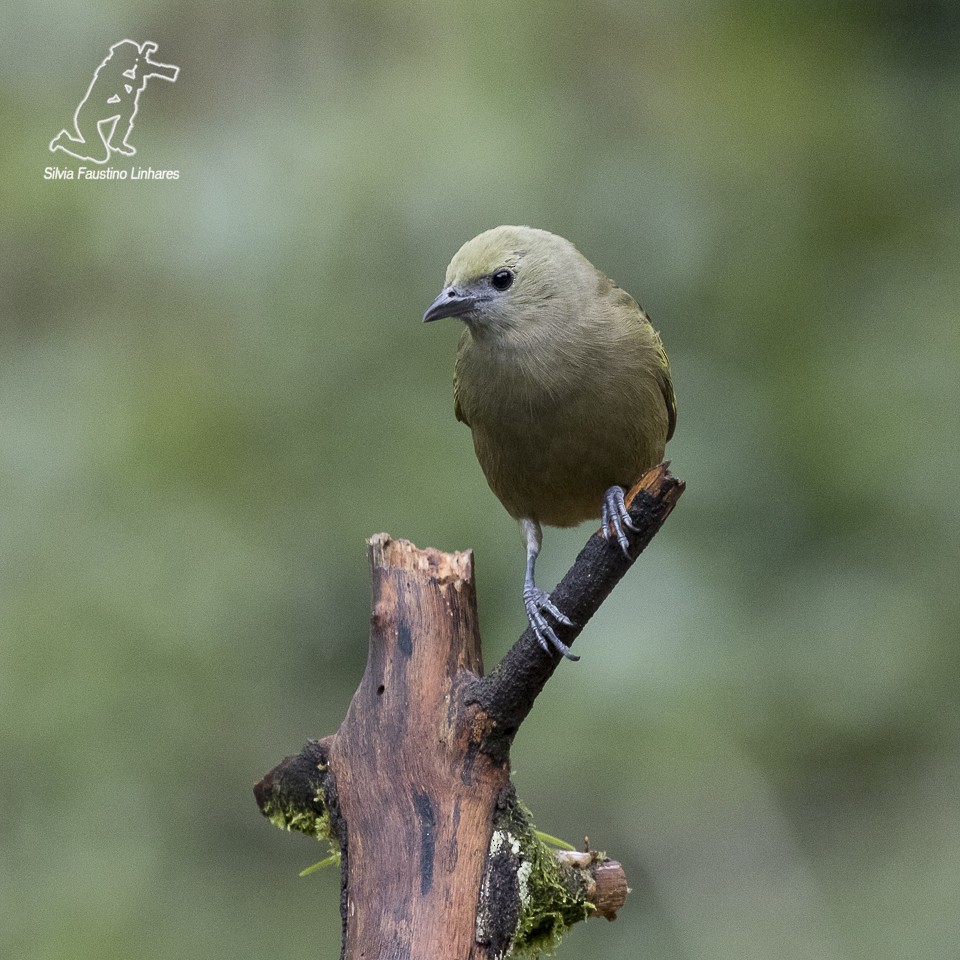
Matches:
[[422, 288, 477, 323]]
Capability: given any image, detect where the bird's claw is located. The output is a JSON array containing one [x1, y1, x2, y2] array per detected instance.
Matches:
[[523, 586, 578, 661], [601, 485, 638, 558]]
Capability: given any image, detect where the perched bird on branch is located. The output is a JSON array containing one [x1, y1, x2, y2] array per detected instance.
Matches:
[[424, 225, 676, 660]]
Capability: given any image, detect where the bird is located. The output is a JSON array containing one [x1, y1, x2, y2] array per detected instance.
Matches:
[[423, 225, 676, 661]]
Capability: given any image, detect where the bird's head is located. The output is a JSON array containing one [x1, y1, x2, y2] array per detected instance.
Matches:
[[423, 225, 593, 335]]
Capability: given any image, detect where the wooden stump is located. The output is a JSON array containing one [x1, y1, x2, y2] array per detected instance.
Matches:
[[330, 536, 509, 958], [255, 463, 685, 959]]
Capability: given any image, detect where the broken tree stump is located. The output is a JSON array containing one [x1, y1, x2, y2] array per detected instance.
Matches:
[[255, 462, 685, 959]]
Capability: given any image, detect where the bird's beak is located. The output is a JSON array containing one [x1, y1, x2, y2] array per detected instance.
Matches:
[[422, 288, 476, 323]]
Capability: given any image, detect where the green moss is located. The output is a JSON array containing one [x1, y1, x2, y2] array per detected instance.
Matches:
[[259, 777, 341, 878], [484, 795, 594, 958], [260, 781, 338, 847]]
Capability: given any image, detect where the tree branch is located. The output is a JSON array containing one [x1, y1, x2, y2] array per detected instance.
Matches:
[[254, 461, 683, 959], [469, 462, 685, 762]]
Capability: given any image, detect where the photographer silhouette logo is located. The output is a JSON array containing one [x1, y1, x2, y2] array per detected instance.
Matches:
[[50, 40, 179, 164]]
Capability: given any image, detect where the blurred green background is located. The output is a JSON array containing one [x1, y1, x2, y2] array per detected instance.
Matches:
[[3, 2, 959, 958]]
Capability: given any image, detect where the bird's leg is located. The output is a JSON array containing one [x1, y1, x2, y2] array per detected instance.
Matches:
[[520, 518, 578, 661], [601, 485, 640, 558]]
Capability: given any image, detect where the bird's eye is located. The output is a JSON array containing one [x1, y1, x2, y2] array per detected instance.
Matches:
[[491, 269, 515, 291]]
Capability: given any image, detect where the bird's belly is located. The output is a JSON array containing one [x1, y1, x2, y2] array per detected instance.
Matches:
[[470, 400, 659, 527]]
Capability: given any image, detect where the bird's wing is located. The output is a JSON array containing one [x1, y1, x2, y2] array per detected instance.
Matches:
[[656, 337, 677, 443], [453, 369, 469, 426], [613, 284, 677, 443]]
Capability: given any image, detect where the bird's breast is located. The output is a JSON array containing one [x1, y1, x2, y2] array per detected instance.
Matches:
[[455, 329, 666, 527]]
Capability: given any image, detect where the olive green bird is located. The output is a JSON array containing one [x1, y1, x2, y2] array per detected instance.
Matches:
[[423, 226, 676, 661]]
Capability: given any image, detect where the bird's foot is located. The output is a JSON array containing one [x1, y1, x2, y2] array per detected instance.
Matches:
[[601, 485, 639, 558], [523, 586, 578, 661]]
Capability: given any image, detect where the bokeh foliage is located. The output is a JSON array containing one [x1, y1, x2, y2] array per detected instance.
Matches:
[[2, 2, 959, 958]]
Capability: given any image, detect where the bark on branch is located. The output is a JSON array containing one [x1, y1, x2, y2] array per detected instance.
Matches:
[[254, 462, 684, 959], [467, 462, 685, 762]]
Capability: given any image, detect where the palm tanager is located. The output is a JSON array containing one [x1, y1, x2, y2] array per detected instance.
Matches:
[[424, 225, 676, 660]]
